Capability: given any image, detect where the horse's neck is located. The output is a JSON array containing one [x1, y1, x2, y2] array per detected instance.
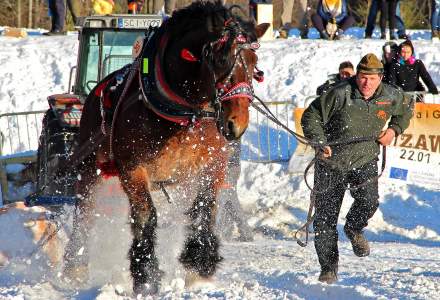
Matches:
[[162, 39, 213, 107]]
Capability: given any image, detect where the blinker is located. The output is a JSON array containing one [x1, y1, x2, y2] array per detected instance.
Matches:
[[181, 48, 198, 62]]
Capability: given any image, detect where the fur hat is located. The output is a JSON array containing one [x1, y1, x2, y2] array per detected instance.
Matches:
[[357, 53, 384, 74]]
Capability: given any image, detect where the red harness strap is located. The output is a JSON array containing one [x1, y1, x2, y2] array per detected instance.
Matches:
[[96, 160, 119, 178]]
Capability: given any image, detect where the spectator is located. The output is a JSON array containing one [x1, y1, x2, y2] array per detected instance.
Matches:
[[92, 0, 114, 15], [127, 0, 143, 13], [45, 0, 81, 35], [279, 0, 309, 39], [311, 0, 355, 40], [216, 140, 253, 242], [316, 61, 355, 95], [45, 0, 66, 35], [129, 0, 175, 14], [365, 0, 408, 39], [389, 40, 439, 96], [432, 0, 440, 39], [380, 0, 399, 39], [381, 41, 398, 83], [66, 0, 80, 25], [301, 53, 413, 284]]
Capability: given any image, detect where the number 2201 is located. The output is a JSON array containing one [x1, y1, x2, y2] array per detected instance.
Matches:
[[400, 149, 431, 163]]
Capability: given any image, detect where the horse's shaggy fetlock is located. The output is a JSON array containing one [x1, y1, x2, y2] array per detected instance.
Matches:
[[180, 230, 223, 277]]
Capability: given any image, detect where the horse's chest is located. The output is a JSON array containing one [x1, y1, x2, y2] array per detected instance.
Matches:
[[147, 130, 226, 182]]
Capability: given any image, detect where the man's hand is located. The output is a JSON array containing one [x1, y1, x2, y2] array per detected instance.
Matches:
[[321, 146, 332, 158], [378, 128, 396, 146]]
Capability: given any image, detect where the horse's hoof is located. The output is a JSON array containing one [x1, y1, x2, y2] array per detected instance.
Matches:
[[133, 282, 160, 296], [62, 264, 89, 285], [184, 271, 216, 290]]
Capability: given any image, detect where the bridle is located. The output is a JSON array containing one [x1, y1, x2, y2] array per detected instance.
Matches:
[[201, 18, 263, 135], [137, 17, 264, 137]]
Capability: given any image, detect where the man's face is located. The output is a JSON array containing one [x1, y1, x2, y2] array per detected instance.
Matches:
[[356, 72, 382, 99], [339, 67, 355, 80], [400, 45, 412, 61]]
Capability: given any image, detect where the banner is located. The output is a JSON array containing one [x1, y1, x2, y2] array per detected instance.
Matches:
[[385, 103, 440, 189], [290, 103, 440, 189]]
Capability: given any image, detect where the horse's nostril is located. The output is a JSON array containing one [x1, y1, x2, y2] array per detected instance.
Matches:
[[227, 121, 235, 134]]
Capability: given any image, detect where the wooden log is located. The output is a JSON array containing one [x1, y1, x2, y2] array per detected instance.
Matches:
[[257, 3, 274, 41], [3, 27, 28, 38]]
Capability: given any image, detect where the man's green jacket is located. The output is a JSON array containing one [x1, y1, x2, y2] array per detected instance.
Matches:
[[301, 77, 413, 171]]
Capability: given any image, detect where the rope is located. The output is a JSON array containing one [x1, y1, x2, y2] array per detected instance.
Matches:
[[251, 94, 389, 247]]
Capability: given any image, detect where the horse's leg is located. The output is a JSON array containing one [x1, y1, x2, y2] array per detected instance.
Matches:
[[119, 166, 162, 295], [63, 155, 98, 283], [179, 163, 225, 284]]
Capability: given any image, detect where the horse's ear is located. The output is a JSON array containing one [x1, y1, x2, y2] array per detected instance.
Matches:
[[255, 23, 270, 39]]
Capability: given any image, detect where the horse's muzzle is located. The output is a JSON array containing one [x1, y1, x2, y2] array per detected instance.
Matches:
[[224, 119, 247, 141]]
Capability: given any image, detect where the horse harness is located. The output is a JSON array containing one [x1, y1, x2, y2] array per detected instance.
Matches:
[[95, 19, 264, 161]]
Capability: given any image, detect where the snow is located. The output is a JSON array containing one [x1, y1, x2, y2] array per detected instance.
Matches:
[[0, 27, 440, 299]]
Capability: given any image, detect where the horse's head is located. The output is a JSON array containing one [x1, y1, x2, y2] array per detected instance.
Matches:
[[204, 17, 269, 140], [163, 1, 269, 140]]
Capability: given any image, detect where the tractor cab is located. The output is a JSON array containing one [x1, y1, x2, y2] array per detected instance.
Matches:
[[26, 14, 162, 207], [71, 14, 162, 99]]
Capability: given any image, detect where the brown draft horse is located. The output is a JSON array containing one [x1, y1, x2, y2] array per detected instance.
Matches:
[[63, 1, 268, 295]]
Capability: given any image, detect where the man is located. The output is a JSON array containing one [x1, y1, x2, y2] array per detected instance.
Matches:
[[46, 0, 66, 35], [46, 0, 80, 35], [381, 41, 398, 84], [279, 0, 309, 39], [316, 61, 355, 95], [301, 53, 413, 284]]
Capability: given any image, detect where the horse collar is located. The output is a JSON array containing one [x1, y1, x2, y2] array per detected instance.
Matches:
[[139, 28, 216, 126]]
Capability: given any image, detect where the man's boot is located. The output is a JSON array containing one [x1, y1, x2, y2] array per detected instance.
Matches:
[[318, 266, 338, 284], [344, 226, 370, 257]]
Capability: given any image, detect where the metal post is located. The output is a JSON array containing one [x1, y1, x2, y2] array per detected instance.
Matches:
[[25, 114, 32, 150], [256, 108, 261, 161], [266, 104, 270, 161]]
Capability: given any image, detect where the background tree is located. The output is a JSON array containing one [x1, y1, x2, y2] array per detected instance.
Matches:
[[0, 0, 433, 31]]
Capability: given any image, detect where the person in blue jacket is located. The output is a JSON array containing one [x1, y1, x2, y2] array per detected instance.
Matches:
[[311, 0, 355, 40]]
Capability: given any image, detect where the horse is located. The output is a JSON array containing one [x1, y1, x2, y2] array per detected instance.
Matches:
[[62, 1, 269, 295]]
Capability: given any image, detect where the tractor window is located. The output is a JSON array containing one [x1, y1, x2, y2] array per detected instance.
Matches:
[[77, 30, 144, 96], [101, 31, 140, 77], [78, 31, 100, 95]]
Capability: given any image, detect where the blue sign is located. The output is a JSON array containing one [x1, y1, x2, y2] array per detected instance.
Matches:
[[389, 167, 408, 181]]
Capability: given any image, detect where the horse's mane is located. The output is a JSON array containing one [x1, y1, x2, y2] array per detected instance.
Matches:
[[166, 1, 257, 42]]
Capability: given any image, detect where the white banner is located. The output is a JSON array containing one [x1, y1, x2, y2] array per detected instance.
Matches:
[[384, 103, 440, 189]]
